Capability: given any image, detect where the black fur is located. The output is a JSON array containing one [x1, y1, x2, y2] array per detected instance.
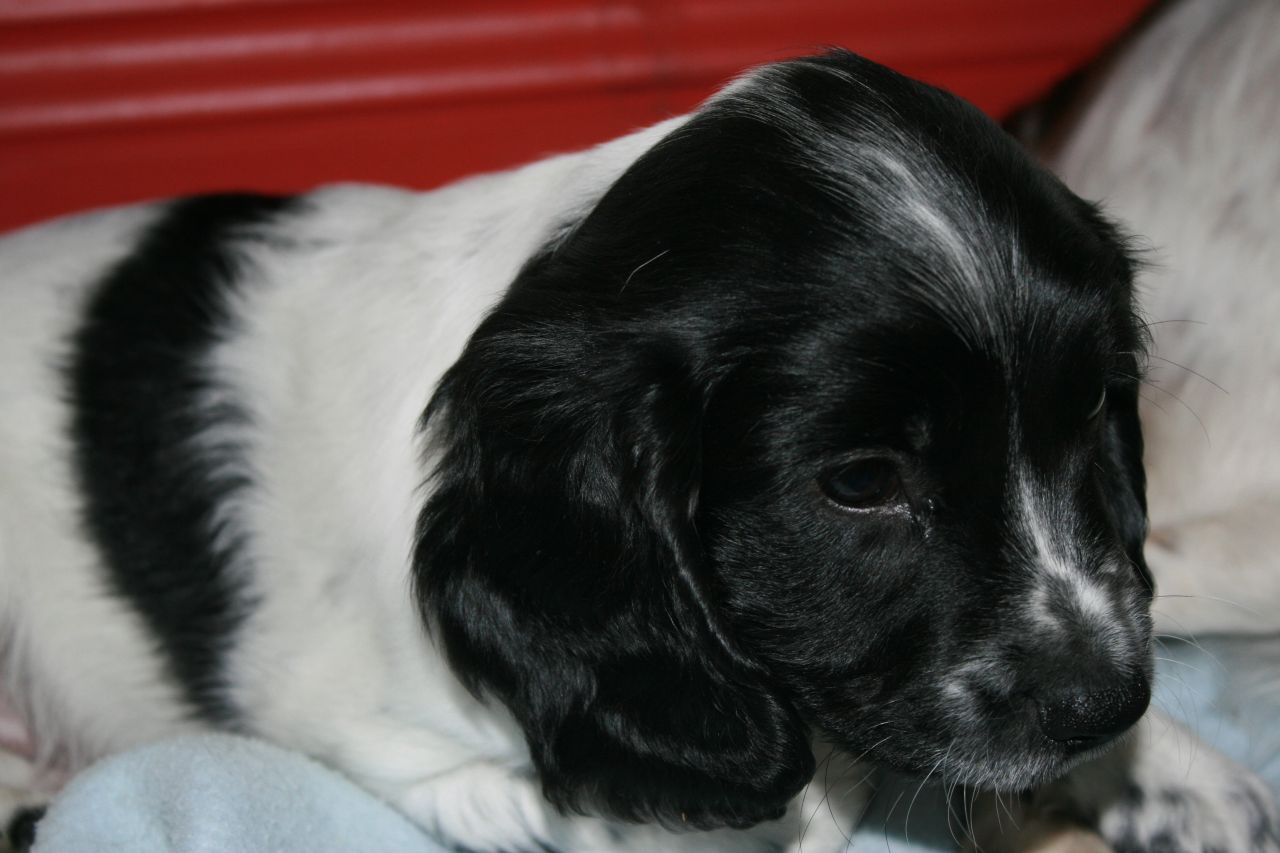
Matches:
[[69, 193, 296, 722], [4, 806, 43, 852], [414, 52, 1152, 830]]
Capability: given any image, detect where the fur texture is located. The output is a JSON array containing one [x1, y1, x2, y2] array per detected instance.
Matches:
[[0, 48, 1272, 851]]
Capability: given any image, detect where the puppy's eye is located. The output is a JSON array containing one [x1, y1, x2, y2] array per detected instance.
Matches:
[[1087, 388, 1107, 420], [821, 458, 902, 509]]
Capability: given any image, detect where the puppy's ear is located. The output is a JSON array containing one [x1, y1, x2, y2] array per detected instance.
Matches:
[[1079, 205, 1152, 589], [412, 281, 813, 829], [1100, 371, 1151, 588]]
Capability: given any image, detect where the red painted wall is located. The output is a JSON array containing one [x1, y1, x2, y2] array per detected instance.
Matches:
[[0, 0, 1150, 234]]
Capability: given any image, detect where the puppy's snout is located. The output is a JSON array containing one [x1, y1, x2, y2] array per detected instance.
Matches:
[[1037, 672, 1149, 750]]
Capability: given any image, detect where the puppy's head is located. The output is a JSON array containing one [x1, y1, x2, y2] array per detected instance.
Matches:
[[414, 51, 1152, 829]]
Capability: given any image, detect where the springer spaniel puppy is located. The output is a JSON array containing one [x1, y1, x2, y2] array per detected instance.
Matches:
[[0, 50, 1273, 851]]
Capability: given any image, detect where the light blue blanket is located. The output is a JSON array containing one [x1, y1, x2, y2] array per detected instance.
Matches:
[[32, 637, 1280, 852]]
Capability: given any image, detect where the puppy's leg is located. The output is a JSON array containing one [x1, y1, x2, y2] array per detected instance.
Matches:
[[1025, 709, 1278, 852], [395, 762, 779, 852], [390, 752, 871, 853], [1147, 500, 1280, 636], [780, 743, 873, 853]]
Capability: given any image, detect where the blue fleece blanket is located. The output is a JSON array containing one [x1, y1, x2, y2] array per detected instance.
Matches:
[[31, 637, 1280, 852]]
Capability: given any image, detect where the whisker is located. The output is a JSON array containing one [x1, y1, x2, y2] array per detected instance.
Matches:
[[933, 743, 962, 848], [966, 783, 978, 849], [797, 748, 836, 853], [1153, 655, 1207, 675], [1138, 391, 1171, 417], [1149, 665, 1205, 729], [821, 741, 856, 848], [882, 788, 908, 853], [903, 755, 945, 847], [838, 769, 880, 853], [1152, 619, 1231, 676], [1137, 318, 1208, 328], [841, 733, 893, 767], [797, 734, 891, 851], [942, 778, 964, 850], [1125, 552, 1155, 595], [1131, 374, 1211, 443], [1146, 354, 1229, 395], [995, 788, 1021, 834], [1153, 591, 1264, 620]]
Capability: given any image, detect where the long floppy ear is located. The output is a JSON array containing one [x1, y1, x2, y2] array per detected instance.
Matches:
[[1100, 376, 1152, 588], [411, 261, 813, 829], [1079, 203, 1152, 589]]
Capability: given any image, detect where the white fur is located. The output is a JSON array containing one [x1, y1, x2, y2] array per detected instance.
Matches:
[[1016, 472, 1115, 621]]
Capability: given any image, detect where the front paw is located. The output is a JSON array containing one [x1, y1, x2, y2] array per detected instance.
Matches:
[[1091, 775, 1278, 852], [1038, 711, 1279, 852]]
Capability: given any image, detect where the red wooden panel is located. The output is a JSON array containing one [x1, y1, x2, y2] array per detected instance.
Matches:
[[0, 0, 1151, 233]]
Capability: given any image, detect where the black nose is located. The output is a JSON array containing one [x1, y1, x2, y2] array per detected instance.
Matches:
[[1038, 674, 1150, 749]]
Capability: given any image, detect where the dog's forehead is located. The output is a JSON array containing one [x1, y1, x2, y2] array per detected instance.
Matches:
[[669, 56, 1145, 453], [709, 53, 1135, 351]]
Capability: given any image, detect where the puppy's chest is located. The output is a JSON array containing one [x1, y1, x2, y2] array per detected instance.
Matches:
[[210, 306, 520, 767], [220, 442, 527, 778]]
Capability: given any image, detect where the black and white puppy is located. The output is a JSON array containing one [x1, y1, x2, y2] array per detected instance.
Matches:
[[0, 50, 1268, 851]]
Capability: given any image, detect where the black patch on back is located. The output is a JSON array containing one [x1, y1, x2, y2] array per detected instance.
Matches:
[[69, 193, 296, 722]]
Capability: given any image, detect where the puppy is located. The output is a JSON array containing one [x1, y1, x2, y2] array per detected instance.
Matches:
[[0, 49, 1270, 851]]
